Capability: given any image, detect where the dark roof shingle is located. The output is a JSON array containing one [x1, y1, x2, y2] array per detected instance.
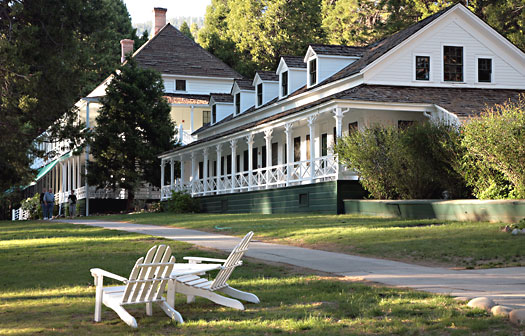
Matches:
[[282, 56, 306, 69], [235, 79, 255, 91], [256, 71, 278, 82], [310, 44, 366, 57], [210, 93, 233, 103], [134, 24, 242, 79]]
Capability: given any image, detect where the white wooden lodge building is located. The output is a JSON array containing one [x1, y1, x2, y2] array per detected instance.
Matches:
[[158, 3, 525, 214], [24, 4, 525, 216]]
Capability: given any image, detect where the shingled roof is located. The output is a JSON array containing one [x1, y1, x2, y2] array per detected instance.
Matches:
[[210, 93, 233, 103], [256, 71, 279, 82], [234, 79, 255, 91], [310, 44, 366, 57], [133, 24, 242, 79], [282, 56, 306, 69]]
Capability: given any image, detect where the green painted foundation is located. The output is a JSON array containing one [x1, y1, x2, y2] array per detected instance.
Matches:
[[343, 199, 525, 223], [197, 180, 366, 214]]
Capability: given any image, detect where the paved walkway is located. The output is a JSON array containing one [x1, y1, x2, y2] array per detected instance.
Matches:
[[58, 219, 525, 309]]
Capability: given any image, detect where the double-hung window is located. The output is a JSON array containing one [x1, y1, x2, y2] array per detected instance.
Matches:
[[212, 104, 217, 124], [257, 83, 263, 106], [281, 71, 288, 96], [443, 46, 463, 82], [415, 56, 430, 81], [235, 93, 240, 115], [309, 59, 317, 86], [175, 79, 186, 91], [478, 58, 492, 83], [202, 110, 210, 126]]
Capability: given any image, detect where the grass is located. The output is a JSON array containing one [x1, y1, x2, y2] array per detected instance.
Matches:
[[0, 220, 521, 335], [89, 212, 525, 269]]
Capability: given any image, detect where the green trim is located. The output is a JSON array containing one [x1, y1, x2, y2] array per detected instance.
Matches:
[[35, 160, 59, 182]]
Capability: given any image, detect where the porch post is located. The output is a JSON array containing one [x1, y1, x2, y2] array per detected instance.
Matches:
[[160, 159, 166, 190], [67, 158, 71, 192], [170, 158, 175, 189], [179, 155, 185, 191], [76, 155, 80, 191], [216, 144, 222, 194], [203, 147, 209, 194], [333, 107, 343, 138], [307, 114, 318, 183], [246, 134, 254, 191], [230, 139, 237, 193], [61, 162, 66, 209], [284, 122, 293, 186], [191, 152, 196, 195], [72, 157, 76, 191], [190, 105, 194, 133], [264, 129, 273, 189]]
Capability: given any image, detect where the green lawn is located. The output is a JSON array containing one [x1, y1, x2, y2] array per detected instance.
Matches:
[[0, 220, 520, 335], [90, 212, 525, 269]]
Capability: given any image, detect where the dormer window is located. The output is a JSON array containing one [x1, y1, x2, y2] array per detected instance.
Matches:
[[212, 104, 217, 124], [175, 79, 186, 91], [235, 93, 240, 114], [443, 46, 463, 82], [415, 56, 430, 81], [309, 59, 317, 86], [281, 71, 288, 96], [203, 110, 210, 126], [257, 83, 263, 106]]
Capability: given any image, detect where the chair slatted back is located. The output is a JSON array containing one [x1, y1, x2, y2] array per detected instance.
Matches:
[[210, 231, 253, 291], [122, 245, 175, 304]]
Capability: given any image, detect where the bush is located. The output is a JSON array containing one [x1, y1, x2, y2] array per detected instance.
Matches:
[[163, 191, 200, 213], [334, 121, 468, 199], [460, 95, 525, 199], [20, 193, 42, 219]]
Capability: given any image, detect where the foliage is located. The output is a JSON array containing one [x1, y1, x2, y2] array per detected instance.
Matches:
[[179, 21, 194, 40], [0, 0, 142, 191], [334, 122, 467, 199], [163, 191, 200, 213], [20, 193, 41, 220], [460, 95, 525, 199], [88, 57, 176, 210]]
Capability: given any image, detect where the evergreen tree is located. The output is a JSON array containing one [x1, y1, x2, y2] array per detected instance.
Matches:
[[88, 58, 175, 210], [190, 23, 200, 37], [180, 21, 194, 40]]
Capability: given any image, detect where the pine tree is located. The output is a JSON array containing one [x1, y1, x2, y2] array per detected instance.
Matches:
[[88, 58, 176, 210], [180, 21, 194, 40]]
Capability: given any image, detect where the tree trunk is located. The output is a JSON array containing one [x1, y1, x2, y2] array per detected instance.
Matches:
[[126, 189, 135, 212]]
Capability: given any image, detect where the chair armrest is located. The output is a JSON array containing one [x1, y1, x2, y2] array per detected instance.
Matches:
[[90, 268, 128, 283], [183, 256, 228, 264]]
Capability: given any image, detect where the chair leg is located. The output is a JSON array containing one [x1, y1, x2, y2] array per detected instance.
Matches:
[[107, 303, 138, 328], [167, 280, 176, 307], [146, 302, 153, 316], [176, 283, 245, 310], [219, 286, 260, 303], [94, 276, 103, 322], [159, 301, 184, 324], [187, 295, 195, 304]]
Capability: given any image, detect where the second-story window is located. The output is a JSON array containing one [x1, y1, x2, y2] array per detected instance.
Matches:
[[202, 110, 210, 126], [175, 79, 186, 91], [415, 56, 430, 80], [443, 46, 463, 82], [257, 83, 263, 106], [212, 104, 217, 124], [235, 93, 240, 115], [281, 71, 288, 96], [478, 58, 492, 83], [309, 59, 317, 86]]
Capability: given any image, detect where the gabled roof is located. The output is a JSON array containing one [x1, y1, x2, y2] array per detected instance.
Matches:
[[309, 44, 366, 57], [233, 79, 255, 91], [210, 93, 233, 103], [282, 56, 306, 69], [256, 71, 279, 82], [133, 24, 242, 79]]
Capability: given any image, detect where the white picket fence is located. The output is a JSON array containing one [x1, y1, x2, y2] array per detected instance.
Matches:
[[12, 208, 30, 221]]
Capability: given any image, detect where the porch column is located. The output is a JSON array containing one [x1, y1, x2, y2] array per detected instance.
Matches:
[[333, 107, 343, 139], [308, 114, 318, 183], [76, 156, 81, 190], [179, 155, 185, 191], [170, 158, 175, 189], [72, 157, 76, 190], [216, 144, 222, 194], [246, 134, 254, 191], [284, 122, 293, 186], [67, 158, 71, 192], [191, 152, 196, 195], [230, 139, 237, 193], [203, 147, 209, 194], [160, 158, 166, 190], [61, 162, 66, 204], [264, 129, 273, 189], [190, 105, 194, 133]]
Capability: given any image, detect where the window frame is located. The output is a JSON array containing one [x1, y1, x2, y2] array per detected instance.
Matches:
[[281, 71, 288, 97], [442, 45, 464, 83], [476, 56, 494, 84], [211, 104, 217, 124], [308, 58, 317, 86], [257, 83, 263, 106], [202, 110, 211, 126], [175, 79, 186, 91], [235, 93, 241, 115], [413, 54, 431, 81]]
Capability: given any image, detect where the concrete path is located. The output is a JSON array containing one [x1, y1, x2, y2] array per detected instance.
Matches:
[[57, 219, 525, 309]]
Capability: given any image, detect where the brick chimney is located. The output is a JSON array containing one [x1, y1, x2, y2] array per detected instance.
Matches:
[[120, 39, 134, 63], [153, 7, 167, 35]]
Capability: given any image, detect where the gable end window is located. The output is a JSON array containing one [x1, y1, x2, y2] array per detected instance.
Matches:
[[309, 59, 317, 86], [202, 110, 210, 126], [443, 46, 463, 82], [415, 56, 430, 81], [478, 58, 492, 83], [235, 93, 240, 114], [257, 83, 263, 106], [281, 71, 288, 96], [212, 104, 217, 124], [176, 79, 186, 91]]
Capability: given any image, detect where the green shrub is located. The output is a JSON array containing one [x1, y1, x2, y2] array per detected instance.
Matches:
[[20, 193, 42, 219], [460, 95, 525, 199], [163, 191, 200, 213], [334, 122, 467, 199]]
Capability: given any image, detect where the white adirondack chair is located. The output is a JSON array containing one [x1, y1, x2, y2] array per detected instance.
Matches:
[[90, 245, 183, 328], [169, 231, 260, 310]]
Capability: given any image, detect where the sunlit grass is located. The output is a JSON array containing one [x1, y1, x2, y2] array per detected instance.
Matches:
[[0, 220, 519, 335], [91, 212, 525, 268]]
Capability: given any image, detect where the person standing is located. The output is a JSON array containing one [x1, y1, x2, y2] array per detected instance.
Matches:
[[43, 188, 54, 220], [68, 190, 77, 218], [40, 192, 46, 220]]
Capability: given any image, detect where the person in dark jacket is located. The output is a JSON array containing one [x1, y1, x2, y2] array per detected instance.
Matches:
[[68, 190, 77, 218]]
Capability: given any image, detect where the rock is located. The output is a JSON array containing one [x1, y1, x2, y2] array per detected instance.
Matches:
[[467, 297, 496, 311], [511, 228, 519, 235], [503, 225, 511, 232], [521, 228, 525, 234], [491, 305, 512, 317], [453, 296, 470, 303], [509, 309, 525, 325]]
